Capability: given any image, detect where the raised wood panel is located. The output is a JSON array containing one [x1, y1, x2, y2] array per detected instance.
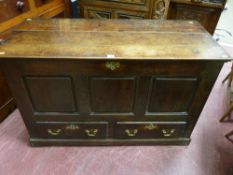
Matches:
[[147, 77, 198, 115], [24, 76, 77, 113], [89, 77, 136, 114], [167, 2, 221, 34]]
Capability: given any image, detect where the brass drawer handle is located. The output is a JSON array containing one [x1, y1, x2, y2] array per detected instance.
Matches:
[[125, 129, 138, 137], [105, 61, 120, 71], [85, 129, 98, 137], [144, 123, 158, 130], [47, 129, 61, 135], [66, 124, 79, 130], [162, 129, 175, 137]]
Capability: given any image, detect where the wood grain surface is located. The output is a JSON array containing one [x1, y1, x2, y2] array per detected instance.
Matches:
[[0, 19, 230, 60]]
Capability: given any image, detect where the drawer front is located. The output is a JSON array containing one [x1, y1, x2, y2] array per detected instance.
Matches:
[[0, 0, 30, 23], [34, 0, 53, 7], [115, 122, 187, 139], [34, 122, 108, 139], [85, 7, 112, 19], [116, 10, 147, 19]]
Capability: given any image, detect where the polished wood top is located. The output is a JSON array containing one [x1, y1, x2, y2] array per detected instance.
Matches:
[[0, 19, 231, 60]]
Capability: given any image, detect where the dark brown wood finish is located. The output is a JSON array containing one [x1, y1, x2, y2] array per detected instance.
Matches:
[[0, 19, 231, 146], [167, 1, 222, 34], [114, 121, 187, 139]]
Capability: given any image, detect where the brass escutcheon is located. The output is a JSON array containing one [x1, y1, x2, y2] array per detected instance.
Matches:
[[47, 128, 61, 135], [66, 124, 79, 130], [144, 123, 158, 130], [105, 61, 120, 71], [125, 129, 138, 137], [85, 129, 98, 137], [162, 129, 175, 137]]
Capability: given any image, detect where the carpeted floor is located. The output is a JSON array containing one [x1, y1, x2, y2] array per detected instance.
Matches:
[[214, 0, 233, 45], [0, 47, 233, 175]]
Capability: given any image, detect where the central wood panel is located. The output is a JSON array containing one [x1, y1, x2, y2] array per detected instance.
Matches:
[[89, 77, 136, 114]]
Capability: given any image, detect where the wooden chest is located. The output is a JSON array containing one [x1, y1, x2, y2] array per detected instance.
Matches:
[[0, 19, 230, 146]]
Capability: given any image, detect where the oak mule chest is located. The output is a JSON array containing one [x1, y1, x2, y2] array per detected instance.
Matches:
[[0, 19, 230, 146]]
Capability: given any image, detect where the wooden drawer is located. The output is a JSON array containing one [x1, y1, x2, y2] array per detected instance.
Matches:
[[85, 6, 112, 19], [0, 0, 30, 23], [34, 122, 108, 139], [34, 0, 53, 7], [114, 122, 187, 139]]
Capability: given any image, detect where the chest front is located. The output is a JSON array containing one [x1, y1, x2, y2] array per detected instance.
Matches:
[[0, 19, 230, 146]]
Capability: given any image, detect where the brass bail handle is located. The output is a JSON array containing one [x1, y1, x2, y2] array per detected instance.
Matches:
[[85, 129, 98, 137], [162, 129, 175, 137], [48, 128, 61, 135], [125, 129, 138, 137]]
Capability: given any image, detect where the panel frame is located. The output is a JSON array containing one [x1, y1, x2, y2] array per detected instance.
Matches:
[[88, 76, 137, 115], [23, 75, 78, 114], [145, 76, 200, 116]]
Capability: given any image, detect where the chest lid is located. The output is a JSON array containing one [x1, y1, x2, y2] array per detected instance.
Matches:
[[0, 19, 231, 61]]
